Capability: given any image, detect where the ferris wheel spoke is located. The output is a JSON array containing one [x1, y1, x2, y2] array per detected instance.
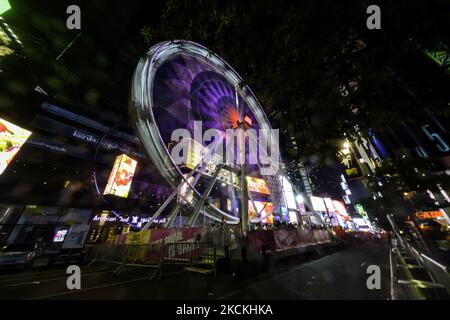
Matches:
[[186, 163, 225, 227], [228, 170, 238, 217], [247, 189, 262, 223], [142, 140, 222, 230]]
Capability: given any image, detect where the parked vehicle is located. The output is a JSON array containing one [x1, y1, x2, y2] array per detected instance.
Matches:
[[0, 244, 36, 269]]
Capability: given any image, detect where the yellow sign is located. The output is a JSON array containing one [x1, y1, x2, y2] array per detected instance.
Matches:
[[103, 154, 137, 198], [125, 230, 151, 245]]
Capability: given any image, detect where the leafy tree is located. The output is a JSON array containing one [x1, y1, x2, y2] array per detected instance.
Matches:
[[140, 0, 449, 165]]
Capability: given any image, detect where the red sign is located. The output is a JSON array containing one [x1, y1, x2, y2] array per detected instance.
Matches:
[[416, 211, 443, 219], [146, 228, 204, 260]]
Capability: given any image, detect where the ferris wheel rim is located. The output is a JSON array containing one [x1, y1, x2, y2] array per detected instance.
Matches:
[[131, 40, 280, 224]]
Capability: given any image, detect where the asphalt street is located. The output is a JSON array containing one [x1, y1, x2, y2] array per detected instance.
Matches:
[[0, 241, 390, 300]]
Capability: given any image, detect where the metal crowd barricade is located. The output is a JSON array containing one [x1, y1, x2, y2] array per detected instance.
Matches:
[[87, 241, 217, 278], [386, 214, 450, 299], [162, 242, 216, 265], [420, 253, 450, 296], [390, 233, 450, 299]]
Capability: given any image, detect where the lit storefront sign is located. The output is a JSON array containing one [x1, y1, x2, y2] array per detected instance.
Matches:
[[0, 117, 32, 175], [53, 228, 69, 242], [103, 154, 137, 198], [415, 211, 443, 220], [353, 218, 369, 229], [91, 212, 166, 227], [355, 203, 372, 228]]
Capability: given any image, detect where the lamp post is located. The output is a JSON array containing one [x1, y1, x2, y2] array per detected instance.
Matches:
[[239, 120, 249, 237]]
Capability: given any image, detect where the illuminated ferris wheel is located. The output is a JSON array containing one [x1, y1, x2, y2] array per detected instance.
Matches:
[[130, 40, 285, 229]]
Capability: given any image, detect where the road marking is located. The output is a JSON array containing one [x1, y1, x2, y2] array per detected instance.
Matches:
[[29, 276, 149, 300], [389, 249, 394, 300], [0, 270, 114, 289], [0, 268, 105, 284], [0, 266, 107, 283]]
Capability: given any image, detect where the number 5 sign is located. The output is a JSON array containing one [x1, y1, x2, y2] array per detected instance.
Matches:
[[421, 124, 450, 152]]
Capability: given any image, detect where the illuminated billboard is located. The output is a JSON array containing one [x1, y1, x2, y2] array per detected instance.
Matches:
[[247, 176, 270, 195], [353, 218, 369, 228], [53, 228, 69, 242], [310, 196, 327, 212], [249, 201, 273, 224], [288, 211, 299, 224], [280, 176, 297, 209], [323, 197, 335, 214], [0, 117, 32, 175], [332, 200, 349, 220], [355, 203, 372, 228], [103, 154, 137, 198]]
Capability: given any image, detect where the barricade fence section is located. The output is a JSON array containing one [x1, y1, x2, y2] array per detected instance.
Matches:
[[390, 231, 450, 299], [87, 241, 217, 267], [87, 227, 334, 272], [248, 228, 331, 252]]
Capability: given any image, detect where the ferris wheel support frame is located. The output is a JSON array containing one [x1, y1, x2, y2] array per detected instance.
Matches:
[[186, 164, 225, 227], [141, 142, 218, 230]]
